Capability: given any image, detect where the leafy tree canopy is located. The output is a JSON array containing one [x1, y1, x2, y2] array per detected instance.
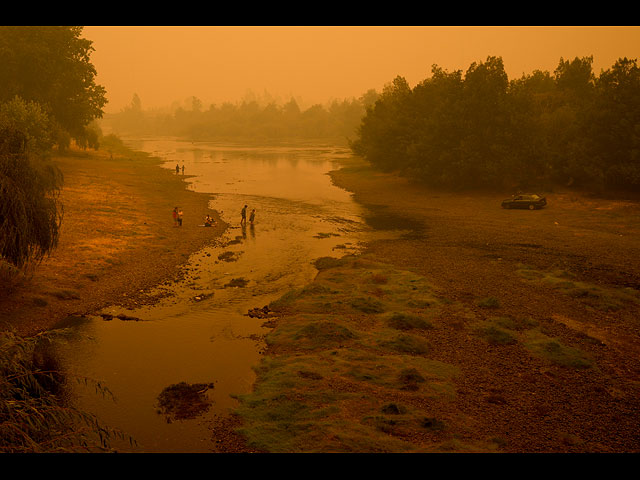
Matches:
[[0, 26, 107, 143]]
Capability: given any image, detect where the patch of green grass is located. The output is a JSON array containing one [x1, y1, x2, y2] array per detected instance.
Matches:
[[292, 321, 357, 349], [386, 312, 433, 331], [523, 331, 593, 370], [350, 296, 385, 314], [477, 297, 500, 309], [477, 325, 517, 345], [516, 265, 640, 312], [235, 254, 467, 452], [379, 334, 430, 355]]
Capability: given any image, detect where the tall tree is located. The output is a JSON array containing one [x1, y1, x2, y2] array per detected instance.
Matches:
[[588, 57, 640, 189], [0, 26, 107, 145]]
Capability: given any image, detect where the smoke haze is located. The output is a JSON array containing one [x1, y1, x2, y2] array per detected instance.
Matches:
[[81, 26, 640, 113]]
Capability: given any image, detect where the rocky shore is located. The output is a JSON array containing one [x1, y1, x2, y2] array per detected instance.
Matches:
[[0, 145, 225, 336]]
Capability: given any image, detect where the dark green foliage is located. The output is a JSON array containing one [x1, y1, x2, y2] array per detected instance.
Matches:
[[294, 321, 357, 346], [0, 330, 133, 452], [0, 26, 107, 269], [0, 135, 63, 269], [479, 326, 517, 345], [352, 55, 640, 192], [0, 26, 107, 142], [398, 367, 426, 390], [386, 312, 433, 331], [477, 297, 500, 308], [381, 335, 430, 355]]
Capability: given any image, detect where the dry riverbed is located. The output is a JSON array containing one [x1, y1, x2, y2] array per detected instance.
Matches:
[[3, 146, 640, 453], [230, 158, 640, 453]]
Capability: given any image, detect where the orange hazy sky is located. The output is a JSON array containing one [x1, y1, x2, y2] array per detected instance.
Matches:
[[81, 26, 640, 114]]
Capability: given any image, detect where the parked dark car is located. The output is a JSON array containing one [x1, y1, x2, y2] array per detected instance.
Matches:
[[501, 193, 547, 210]]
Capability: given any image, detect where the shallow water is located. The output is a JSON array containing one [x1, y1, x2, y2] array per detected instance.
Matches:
[[53, 138, 396, 452]]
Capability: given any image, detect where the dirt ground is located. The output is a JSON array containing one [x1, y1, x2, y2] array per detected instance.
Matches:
[[0, 146, 225, 336], [320, 161, 640, 452], [3, 146, 640, 453]]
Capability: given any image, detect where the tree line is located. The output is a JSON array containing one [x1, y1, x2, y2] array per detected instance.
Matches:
[[351, 56, 640, 192], [108, 90, 380, 144], [0, 26, 106, 272]]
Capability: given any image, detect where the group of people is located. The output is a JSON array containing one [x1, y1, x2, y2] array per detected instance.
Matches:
[[172, 205, 256, 228], [172, 163, 258, 228], [240, 204, 256, 225]]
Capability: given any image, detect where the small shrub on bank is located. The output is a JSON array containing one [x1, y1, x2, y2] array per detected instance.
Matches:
[[477, 297, 500, 308], [478, 326, 517, 345], [380, 334, 430, 355], [386, 312, 433, 331], [524, 332, 593, 370]]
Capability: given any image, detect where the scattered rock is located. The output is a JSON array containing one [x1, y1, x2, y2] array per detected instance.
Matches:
[[247, 305, 275, 318], [224, 277, 249, 288]]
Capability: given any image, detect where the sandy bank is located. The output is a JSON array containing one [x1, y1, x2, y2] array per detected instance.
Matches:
[[0, 146, 226, 337]]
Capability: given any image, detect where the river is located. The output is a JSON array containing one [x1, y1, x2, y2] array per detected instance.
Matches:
[[52, 138, 391, 452]]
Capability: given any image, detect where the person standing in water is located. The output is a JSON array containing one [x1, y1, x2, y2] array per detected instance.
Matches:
[[181, 165, 185, 175], [241, 205, 247, 225], [177, 208, 183, 227], [249, 209, 255, 224], [175, 163, 180, 174], [172, 207, 179, 227]]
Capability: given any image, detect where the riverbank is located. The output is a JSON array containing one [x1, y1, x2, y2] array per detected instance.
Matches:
[[0, 141, 225, 337], [232, 157, 640, 452]]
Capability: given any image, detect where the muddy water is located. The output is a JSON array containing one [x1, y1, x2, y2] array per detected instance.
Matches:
[[53, 139, 394, 452]]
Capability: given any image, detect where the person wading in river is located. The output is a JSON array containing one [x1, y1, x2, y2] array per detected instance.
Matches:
[[172, 207, 179, 227], [241, 205, 247, 225]]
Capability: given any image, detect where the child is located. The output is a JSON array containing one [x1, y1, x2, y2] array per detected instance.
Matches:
[[249, 209, 255, 224]]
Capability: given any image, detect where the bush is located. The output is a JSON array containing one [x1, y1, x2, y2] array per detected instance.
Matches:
[[0, 330, 132, 452], [0, 98, 63, 269]]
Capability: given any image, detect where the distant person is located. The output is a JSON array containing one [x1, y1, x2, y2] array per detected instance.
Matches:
[[249, 209, 255, 224], [181, 165, 185, 175], [241, 205, 247, 225], [177, 208, 183, 227], [204, 214, 213, 227], [175, 163, 180, 174], [172, 207, 179, 227]]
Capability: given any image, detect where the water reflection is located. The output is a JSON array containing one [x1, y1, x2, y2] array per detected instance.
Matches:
[[53, 139, 381, 453]]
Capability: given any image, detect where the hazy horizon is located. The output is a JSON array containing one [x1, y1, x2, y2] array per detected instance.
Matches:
[[81, 26, 640, 114]]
